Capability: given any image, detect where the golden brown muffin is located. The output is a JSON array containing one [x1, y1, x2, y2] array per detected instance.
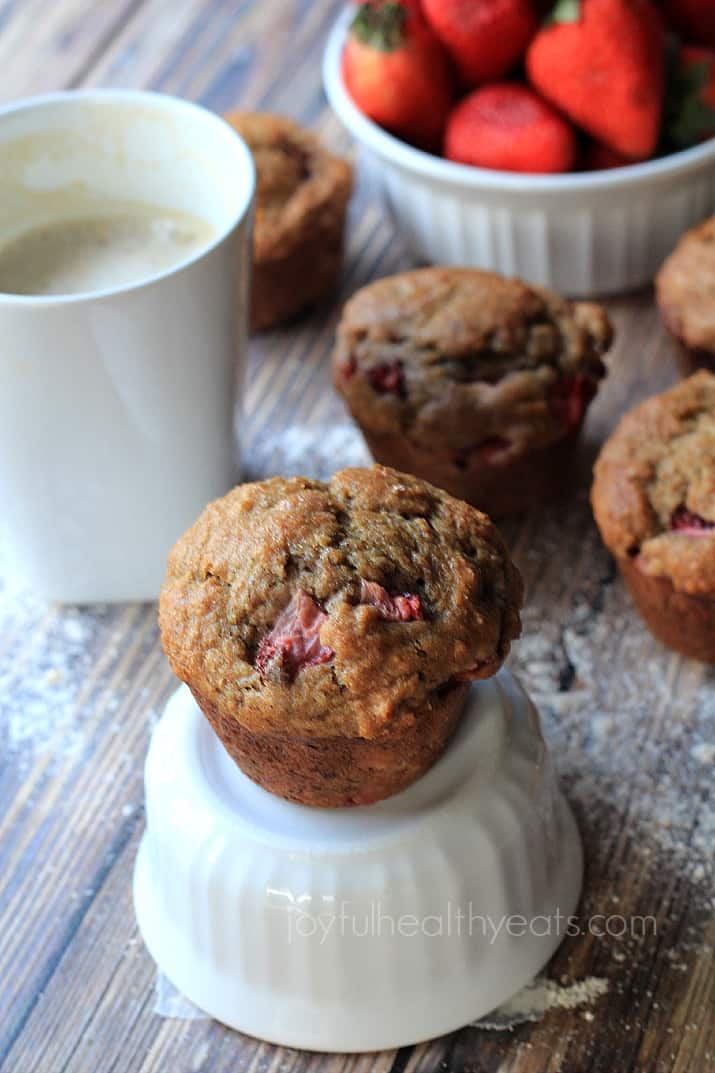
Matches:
[[656, 215, 715, 376], [332, 268, 613, 517], [226, 111, 352, 331], [591, 372, 715, 662], [159, 465, 523, 806]]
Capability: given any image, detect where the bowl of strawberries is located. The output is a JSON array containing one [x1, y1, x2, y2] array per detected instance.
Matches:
[[323, 0, 715, 296]]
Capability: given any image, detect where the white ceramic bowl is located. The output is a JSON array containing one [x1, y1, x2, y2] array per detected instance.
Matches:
[[134, 669, 582, 1051], [323, 9, 715, 297]]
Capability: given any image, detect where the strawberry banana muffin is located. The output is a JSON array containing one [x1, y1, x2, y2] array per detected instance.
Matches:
[[332, 268, 613, 517], [656, 215, 715, 376], [226, 111, 352, 331], [592, 372, 715, 662], [159, 465, 523, 806]]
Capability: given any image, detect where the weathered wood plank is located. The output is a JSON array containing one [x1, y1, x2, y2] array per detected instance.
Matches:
[[0, 2, 713, 1072], [0, 0, 145, 102]]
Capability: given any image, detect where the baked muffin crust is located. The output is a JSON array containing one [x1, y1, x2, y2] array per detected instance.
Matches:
[[656, 216, 715, 357], [160, 465, 523, 742], [226, 111, 352, 330], [333, 268, 612, 458], [229, 111, 351, 261], [592, 372, 715, 596]]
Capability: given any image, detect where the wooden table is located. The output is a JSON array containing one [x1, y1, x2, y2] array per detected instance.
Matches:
[[1, 2, 713, 1071]]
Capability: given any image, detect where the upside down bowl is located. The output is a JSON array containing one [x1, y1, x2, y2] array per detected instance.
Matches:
[[134, 668, 582, 1051]]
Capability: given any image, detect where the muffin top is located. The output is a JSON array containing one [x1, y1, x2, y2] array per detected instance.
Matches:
[[226, 111, 352, 261], [591, 372, 715, 595], [656, 215, 715, 353], [159, 465, 523, 740], [333, 268, 612, 456]]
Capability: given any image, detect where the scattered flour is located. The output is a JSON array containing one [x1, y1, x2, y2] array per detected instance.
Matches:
[[245, 420, 369, 482], [507, 494, 715, 905], [474, 975, 609, 1030], [62, 614, 92, 645], [0, 567, 153, 765], [155, 972, 209, 1021], [153, 971, 611, 1030], [691, 742, 715, 766]]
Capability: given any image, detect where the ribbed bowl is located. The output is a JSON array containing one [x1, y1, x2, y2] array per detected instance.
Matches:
[[323, 9, 715, 297], [134, 669, 582, 1051]]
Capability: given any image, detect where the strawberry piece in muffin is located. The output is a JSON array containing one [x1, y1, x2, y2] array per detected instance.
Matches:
[[367, 361, 406, 397], [255, 589, 334, 680], [360, 579, 425, 621], [551, 374, 598, 431], [669, 507, 714, 535]]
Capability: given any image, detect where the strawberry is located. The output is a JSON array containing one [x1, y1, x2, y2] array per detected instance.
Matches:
[[341, 0, 453, 149], [444, 83, 577, 172], [662, 0, 715, 50], [421, 0, 538, 87], [663, 45, 715, 149], [526, 0, 666, 160]]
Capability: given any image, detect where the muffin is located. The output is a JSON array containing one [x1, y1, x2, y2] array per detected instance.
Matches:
[[226, 111, 352, 331], [656, 215, 715, 376], [159, 465, 523, 806], [332, 268, 613, 517], [591, 372, 715, 662]]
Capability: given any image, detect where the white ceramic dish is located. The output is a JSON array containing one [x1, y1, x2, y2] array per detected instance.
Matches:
[[323, 9, 715, 297], [134, 669, 582, 1051], [0, 90, 254, 604]]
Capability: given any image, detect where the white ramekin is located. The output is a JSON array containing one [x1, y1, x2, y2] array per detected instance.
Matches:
[[134, 669, 582, 1051], [323, 9, 715, 297]]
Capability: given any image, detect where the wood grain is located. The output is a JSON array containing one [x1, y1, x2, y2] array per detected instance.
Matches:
[[0, 3, 713, 1072]]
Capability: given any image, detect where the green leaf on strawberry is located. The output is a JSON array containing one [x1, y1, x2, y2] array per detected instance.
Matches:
[[350, 2, 408, 52], [662, 42, 715, 151], [549, 0, 581, 24], [670, 65, 715, 146]]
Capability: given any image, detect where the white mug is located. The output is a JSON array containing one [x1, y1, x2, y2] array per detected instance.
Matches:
[[0, 90, 254, 604]]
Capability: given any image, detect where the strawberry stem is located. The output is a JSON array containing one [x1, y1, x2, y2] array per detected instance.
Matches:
[[350, 1, 408, 52], [549, 0, 581, 24]]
